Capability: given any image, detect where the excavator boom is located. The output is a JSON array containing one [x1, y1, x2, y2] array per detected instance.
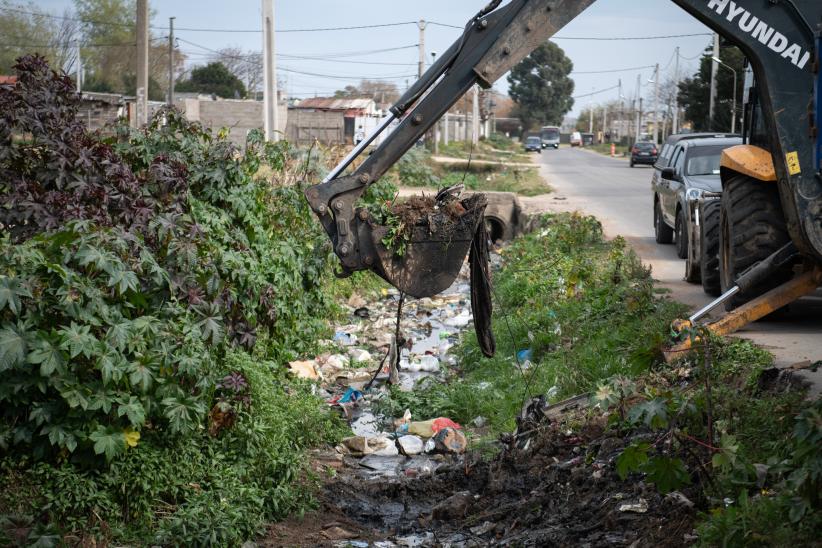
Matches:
[[305, 0, 822, 298]]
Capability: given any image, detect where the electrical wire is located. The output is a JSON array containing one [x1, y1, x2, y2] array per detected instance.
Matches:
[[572, 64, 654, 75], [555, 32, 712, 41], [573, 84, 620, 100]]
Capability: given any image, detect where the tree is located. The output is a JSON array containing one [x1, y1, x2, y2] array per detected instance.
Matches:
[[508, 42, 575, 131], [74, 0, 184, 96], [333, 79, 399, 104], [211, 47, 262, 97], [176, 62, 247, 99], [0, 0, 79, 74], [678, 43, 744, 132]]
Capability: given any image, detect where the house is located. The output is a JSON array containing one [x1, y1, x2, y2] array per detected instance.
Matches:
[[78, 92, 127, 131], [0, 75, 17, 86], [287, 97, 381, 145]]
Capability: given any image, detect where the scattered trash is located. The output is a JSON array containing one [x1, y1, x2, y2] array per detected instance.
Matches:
[[397, 435, 424, 456], [432, 427, 468, 454], [517, 348, 533, 362], [354, 307, 370, 319], [618, 498, 649, 513], [359, 454, 405, 476], [336, 387, 363, 404], [444, 310, 472, 327], [341, 435, 398, 456], [288, 360, 320, 380], [321, 525, 358, 541], [393, 409, 412, 433], [469, 521, 496, 536], [348, 348, 372, 363], [347, 293, 367, 309], [408, 417, 462, 438], [333, 331, 358, 346], [472, 416, 487, 428], [666, 491, 694, 508]]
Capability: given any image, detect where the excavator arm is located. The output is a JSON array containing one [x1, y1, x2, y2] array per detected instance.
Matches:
[[304, 0, 822, 299]]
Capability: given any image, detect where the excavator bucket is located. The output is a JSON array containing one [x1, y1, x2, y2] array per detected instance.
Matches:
[[370, 194, 488, 299]]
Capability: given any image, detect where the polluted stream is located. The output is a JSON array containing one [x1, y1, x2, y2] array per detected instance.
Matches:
[[268, 259, 698, 547]]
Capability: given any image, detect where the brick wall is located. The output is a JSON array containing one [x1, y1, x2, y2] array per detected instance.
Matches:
[[285, 109, 345, 145]]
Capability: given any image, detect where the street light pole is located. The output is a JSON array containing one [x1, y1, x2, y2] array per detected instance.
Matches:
[[712, 56, 738, 134]]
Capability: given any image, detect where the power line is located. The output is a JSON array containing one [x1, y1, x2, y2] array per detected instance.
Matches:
[[572, 64, 654, 75], [555, 32, 712, 41], [573, 84, 620, 100], [1, 7, 715, 41]]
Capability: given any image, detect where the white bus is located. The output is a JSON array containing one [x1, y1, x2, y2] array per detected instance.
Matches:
[[540, 126, 561, 149]]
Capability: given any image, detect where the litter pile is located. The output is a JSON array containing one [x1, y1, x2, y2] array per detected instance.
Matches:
[[269, 257, 698, 547], [286, 260, 478, 473]]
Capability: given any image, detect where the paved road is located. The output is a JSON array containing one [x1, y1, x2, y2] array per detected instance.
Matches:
[[523, 147, 822, 396]]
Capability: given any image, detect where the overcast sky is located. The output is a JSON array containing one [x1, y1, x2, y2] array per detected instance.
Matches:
[[33, 0, 715, 116]]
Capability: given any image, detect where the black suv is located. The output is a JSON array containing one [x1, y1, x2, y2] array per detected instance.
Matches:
[[652, 136, 742, 278], [630, 141, 658, 167]]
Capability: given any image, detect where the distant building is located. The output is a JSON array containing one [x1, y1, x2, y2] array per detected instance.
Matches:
[[0, 75, 17, 86], [287, 97, 382, 145], [78, 92, 127, 131]]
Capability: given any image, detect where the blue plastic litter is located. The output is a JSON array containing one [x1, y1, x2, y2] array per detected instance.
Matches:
[[517, 349, 533, 362], [339, 387, 363, 404]]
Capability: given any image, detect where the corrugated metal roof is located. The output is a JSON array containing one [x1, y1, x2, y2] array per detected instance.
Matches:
[[293, 97, 374, 110]]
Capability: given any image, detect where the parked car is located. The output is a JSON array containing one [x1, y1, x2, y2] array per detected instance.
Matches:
[[523, 135, 542, 153], [651, 132, 738, 190], [651, 136, 743, 284], [630, 141, 658, 167], [570, 132, 582, 147]]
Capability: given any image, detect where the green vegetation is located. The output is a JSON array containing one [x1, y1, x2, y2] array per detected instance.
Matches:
[[377, 213, 685, 431], [391, 138, 550, 197], [376, 210, 820, 545], [0, 56, 353, 545]]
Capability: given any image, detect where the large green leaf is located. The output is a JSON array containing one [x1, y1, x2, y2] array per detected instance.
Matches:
[[58, 322, 97, 359], [28, 336, 66, 376], [117, 396, 146, 426], [0, 324, 27, 371], [643, 456, 691, 494], [128, 363, 154, 392], [89, 426, 125, 461], [0, 276, 31, 316]]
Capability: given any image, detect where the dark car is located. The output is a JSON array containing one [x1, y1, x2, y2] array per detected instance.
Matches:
[[630, 141, 658, 167], [523, 136, 542, 153], [650, 132, 738, 189], [652, 136, 742, 263]]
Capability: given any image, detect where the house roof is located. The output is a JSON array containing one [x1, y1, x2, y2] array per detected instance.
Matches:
[[292, 97, 374, 111], [0, 75, 17, 85]]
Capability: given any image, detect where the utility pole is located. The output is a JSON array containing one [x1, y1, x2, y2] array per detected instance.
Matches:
[[472, 85, 480, 145], [602, 105, 607, 142], [589, 103, 594, 134], [634, 74, 641, 143], [652, 63, 660, 144], [444, 112, 449, 145], [135, 0, 149, 127], [418, 20, 427, 78], [167, 17, 175, 105], [637, 98, 643, 142], [262, 0, 279, 141], [672, 46, 680, 134], [75, 40, 82, 93], [709, 33, 719, 129]]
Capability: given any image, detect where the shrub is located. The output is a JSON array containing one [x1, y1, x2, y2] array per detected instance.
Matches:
[[0, 55, 350, 544]]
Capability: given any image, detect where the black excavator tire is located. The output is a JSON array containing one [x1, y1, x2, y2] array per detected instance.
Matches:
[[719, 173, 792, 311], [699, 199, 722, 296]]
